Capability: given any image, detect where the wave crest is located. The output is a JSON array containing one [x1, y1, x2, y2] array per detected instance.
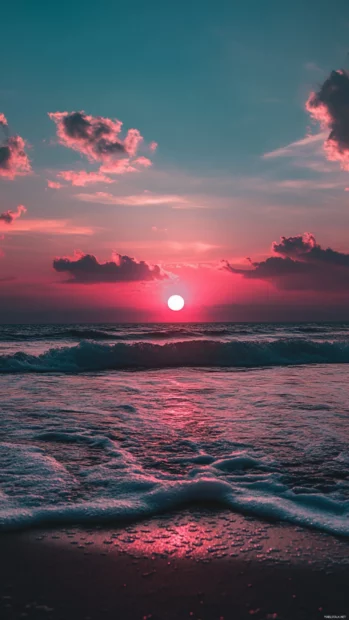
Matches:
[[1, 338, 349, 373]]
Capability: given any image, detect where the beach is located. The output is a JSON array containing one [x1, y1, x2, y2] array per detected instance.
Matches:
[[0, 323, 349, 618], [1, 510, 348, 620]]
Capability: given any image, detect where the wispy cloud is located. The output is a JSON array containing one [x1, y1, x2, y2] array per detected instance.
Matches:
[[263, 132, 326, 160], [8, 219, 94, 235], [57, 170, 115, 187], [74, 191, 208, 208], [114, 240, 220, 254]]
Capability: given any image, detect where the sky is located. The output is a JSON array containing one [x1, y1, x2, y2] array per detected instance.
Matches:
[[2, 0, 349, 322]]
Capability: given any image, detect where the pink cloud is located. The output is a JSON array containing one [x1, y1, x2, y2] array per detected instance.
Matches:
[[123, 129, 143, 156], [305, 96, 332, 128], [75, 192, 192, 207], [133, 156, 152, 168], [48, 111, 124, 162], [0, 113, 8, 127], [0, 205, 27, 225], [7, 219, 93, 235], [149, 141, 158, 152], [99, 159, 137, 175], [0, 130, 31, 180], [47, 180, 63, 189], [48, 111, 156, 177], [57, 170, 115, 187], [49, 112, 147, 160]]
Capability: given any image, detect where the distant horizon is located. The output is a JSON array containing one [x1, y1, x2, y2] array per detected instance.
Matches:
[[2, 317, 349, 326]]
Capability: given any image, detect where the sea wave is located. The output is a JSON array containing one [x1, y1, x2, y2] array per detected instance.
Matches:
[[0, 327, 234, 342], [0, 441, 348, 535], [1, 338, 349, 373]]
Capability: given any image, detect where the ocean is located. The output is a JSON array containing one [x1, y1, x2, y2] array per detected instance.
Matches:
[[0, 322, 348, 536]]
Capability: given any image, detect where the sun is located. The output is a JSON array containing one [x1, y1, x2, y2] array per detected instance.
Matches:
[[168, 295, 185, 311]]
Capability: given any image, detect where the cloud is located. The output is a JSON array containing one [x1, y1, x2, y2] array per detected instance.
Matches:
[[272, 233, 317, 257], [57, 170, 115, 187], [132, 156, 152, 168], [0, 115, 31, 179], [149, 141, 158, 152], [75, 191, 192, 207], [304, 62, 323, 74], [6, 219, 93, 235], [306, 69, 349, 170], [222, 233, 349, 291], [97, 159, 137, 175], [0, 205, 27, 224], [53, 252, 168, 283], [48, 111, 154, 176], [74, 191, 211, 208], [47, 180, 63, 189], [262, 132, 326, 159]]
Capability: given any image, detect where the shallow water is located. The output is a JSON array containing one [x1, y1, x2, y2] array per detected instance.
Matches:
[[0, 323, 348, 534]]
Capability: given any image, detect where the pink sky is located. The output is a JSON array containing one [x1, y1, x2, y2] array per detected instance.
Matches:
[[2, 68, 349, 322]]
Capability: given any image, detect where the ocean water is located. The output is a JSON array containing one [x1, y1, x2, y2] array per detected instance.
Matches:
[[0, 322, 349, 535]]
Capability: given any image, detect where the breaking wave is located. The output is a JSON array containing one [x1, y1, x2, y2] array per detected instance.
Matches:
[[1, 338, 349, 373]]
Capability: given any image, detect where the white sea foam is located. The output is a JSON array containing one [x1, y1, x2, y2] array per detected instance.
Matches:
[[0, 440, 348, 536]]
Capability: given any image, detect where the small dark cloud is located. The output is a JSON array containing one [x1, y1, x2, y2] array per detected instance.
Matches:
[[0, 205, 27, 224], [0, 114, 31, 179], [53, 252, 168, 283]]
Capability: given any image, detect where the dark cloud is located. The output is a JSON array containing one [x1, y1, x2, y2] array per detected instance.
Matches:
[[53, 253, 168, 283], [0, 114, 31, 179], [273, 233, 349, 267], [49, 111, 143, 164], [272, 233, 317, 258], [306, 69, 349, 169], [0, 205, 27, 224], [222, 233, 349, 291]]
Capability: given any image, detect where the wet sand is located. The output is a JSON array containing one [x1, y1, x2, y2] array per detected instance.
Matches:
[[0, 510, 348, 620]]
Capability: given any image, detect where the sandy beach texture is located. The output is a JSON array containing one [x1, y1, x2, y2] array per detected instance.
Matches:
[[0, 510, 348, 620]]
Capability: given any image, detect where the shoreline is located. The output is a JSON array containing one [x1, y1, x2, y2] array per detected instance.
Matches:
[[0, 510, 348, 620]]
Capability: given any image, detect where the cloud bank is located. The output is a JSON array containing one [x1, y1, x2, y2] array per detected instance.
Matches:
[[53, 252, 168, 283]]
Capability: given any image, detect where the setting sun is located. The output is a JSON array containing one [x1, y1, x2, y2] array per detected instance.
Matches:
[[167, 295, 185, 311]]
